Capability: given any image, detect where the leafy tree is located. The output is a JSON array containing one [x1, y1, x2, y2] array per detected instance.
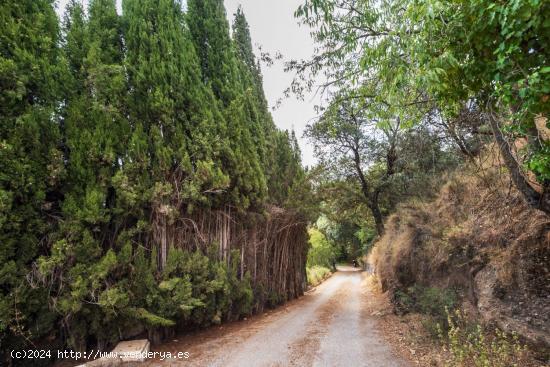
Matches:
[[294, 0, 550, 214], [388, 124, 461, 204], [305, 91, 402, 235], [407, 0, 550, 212], [0, 0, 64, 357], [307, 227, 337, 268]]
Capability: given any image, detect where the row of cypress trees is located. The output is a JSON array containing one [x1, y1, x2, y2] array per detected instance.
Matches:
[[0, 0, 305, 360]]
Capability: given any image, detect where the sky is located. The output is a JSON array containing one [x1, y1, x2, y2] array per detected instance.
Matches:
[[55, 0, 320, 167]]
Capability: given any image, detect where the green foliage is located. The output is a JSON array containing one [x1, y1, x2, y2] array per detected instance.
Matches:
[[0, 0, 309, 360], [295, 0, 549, 214], [129, 308, 175, 328], [408, 0, 549, 182], [0, 0, 64, 358], [307, 228, 337, 269], [268, 130, 306, 206], [306, 266, 332, 287], [318, 215, 365, 262], [187, 0, 269, 209], [394, 285, 457, 335], [37, 241, 254, 350], [442, 309, 529, 367], [123, 0, 227, 207]]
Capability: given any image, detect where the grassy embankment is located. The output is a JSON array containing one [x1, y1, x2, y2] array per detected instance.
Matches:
[[369, 146, 549, 366]]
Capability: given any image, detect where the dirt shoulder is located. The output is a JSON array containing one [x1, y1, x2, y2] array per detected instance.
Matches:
[[362, 275, 549, 367], [361, 274, 447, 366]]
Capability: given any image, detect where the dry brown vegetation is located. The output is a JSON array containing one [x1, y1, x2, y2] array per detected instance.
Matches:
[[369, 145, 549, 363]]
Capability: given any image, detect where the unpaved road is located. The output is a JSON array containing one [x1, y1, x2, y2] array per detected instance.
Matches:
[[144, 267, 408, 367]]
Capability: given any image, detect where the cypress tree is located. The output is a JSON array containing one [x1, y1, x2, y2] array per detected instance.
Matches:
[[187, 0, 267, 209], [232, 6, 269, 109], [62, 0, 127, 201], [230, 7, 307, 206], [36, 0, 132, 350], [63, 0, 88, 89], [232, 7, 291, 202], [0, 0, 308, 355], [123, 0, 229, 209], [0, 0, 64, 356], [187, 0, 240, 104], [232, 7, 267, 161], [233, 7, 256, 74]]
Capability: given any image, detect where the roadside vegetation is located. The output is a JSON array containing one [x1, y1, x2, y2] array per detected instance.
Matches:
[[306, 266, 333, 287], [1, 0, 314, 363], [305, 227, 336, 286], [443, 309, 531, 367], [367, 148, 549, 363], [294, 0, 549, 364], [1, 0, 548, 365]]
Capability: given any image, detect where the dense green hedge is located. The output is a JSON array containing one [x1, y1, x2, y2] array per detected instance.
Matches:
[[0, 0, 307, 362]]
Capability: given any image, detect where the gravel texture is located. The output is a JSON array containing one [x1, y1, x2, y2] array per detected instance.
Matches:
[[144, 266, 409, 367]]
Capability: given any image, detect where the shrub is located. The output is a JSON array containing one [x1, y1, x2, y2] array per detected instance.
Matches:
[[395, 285, 456, 314], [307, 228, 337, 269], [441, 309, 529, 367], [306, 266, 332, 287], [394, 285, 457, 335]]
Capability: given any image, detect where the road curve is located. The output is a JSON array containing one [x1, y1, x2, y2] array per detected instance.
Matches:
[[145, 267, 409, 367]]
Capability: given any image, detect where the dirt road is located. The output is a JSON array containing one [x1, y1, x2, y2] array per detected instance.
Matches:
[[144, 267, 408, 367]]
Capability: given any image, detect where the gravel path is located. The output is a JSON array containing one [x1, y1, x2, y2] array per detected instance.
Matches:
[[145, 267, 409, 367]]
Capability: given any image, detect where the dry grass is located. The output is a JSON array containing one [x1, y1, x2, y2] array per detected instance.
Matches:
[[368, 145, 550, 358], [364, 274, 545, 367]]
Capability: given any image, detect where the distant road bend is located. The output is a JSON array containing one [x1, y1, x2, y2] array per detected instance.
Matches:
[[144, 266, 409, 367]]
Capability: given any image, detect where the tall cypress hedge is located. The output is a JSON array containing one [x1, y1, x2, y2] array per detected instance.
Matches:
[[0, 0, 308, 362]]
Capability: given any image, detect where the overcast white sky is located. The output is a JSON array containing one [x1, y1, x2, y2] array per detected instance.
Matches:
[[55, 0, 320, 167]]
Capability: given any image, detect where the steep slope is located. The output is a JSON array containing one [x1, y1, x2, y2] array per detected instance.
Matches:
[[370, 146, 549, 350]]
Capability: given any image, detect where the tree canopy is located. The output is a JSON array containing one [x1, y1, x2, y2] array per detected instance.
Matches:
[[294, 0, 549, 224]]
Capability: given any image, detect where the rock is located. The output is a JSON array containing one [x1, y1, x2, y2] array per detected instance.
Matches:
[[111, 339, 150, 362]]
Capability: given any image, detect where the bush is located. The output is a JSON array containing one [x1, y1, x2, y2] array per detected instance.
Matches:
[[394, 285, 457, 335], [306, 266, 332, 287], [442, 309, 529, 367], [307, 228, 337, 269], [395, 285, 456, 314]]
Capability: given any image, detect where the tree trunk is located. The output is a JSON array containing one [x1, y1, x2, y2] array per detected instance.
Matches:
[[353, 148, 386, 235], [369, 200, 385, 236], [488, 108, 550, 214], [445, 121, 477, 161]]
